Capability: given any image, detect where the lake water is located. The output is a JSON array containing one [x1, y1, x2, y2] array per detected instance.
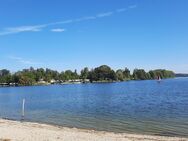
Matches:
[[0, 78, 188, 137]]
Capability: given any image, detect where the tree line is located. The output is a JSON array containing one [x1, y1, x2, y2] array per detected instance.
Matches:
[[0, 65, 175, 86]]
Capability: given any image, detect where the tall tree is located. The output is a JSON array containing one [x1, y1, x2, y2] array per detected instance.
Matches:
[[116, 69, 124, 81], [80, 67, 89, 80], [123, 68, 131, 80]]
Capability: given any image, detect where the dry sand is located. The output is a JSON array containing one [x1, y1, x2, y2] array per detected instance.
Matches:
[[0, 119, 187, 141]]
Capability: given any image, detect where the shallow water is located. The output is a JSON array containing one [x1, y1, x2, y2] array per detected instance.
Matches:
[[0, 78, 188, 137]]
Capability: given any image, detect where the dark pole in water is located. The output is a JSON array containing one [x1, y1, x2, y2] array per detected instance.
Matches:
[[22, 99, 25, 120]]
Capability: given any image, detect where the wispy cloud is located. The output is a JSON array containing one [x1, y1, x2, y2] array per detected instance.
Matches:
[[8, 56, 42, 65], [97, 12, 114, 18], [0, 4, 137, 36], [51, 28, 66, 32], [0, 25, 46, 36], [116, 8, 127, 13], [50, 20, 73, 25], [75, 16, 96, 22]]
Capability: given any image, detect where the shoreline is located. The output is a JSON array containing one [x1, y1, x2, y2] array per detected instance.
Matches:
[[0, 77, 179, 88], [0, 119, 187, 141]]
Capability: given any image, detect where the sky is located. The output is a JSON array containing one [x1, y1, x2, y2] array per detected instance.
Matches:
[[0, 0, 188, 73]]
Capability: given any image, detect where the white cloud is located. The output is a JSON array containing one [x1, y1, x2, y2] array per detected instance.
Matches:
[[6, 25, 45, 32], [50, 20, 73, 25], [8, 56, 42, 65], [0, 25, 46, 36], [0, 5, 137, 36], [75, 16, 96, 22], [51, 28, 66, 32], [97, 12, 114, 18]]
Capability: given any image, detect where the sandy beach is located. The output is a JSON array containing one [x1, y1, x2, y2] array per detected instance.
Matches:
[[0, 119, 187, 141]]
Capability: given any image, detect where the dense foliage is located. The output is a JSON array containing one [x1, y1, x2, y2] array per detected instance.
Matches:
[[0, 66, 175, 86]]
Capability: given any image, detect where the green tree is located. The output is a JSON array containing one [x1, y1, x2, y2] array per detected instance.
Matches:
[[0, 69, 11, 83], [133, 69, 147, 80], [80, 67, 89, 81], [123, 68, 131, 80], [0, 69, 10, 76], [116, 69, 124, 81], [88, 69, 97, 82], [93, 65, 116, 81]]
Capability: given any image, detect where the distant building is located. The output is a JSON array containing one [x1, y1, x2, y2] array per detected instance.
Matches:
[[50, 79, 57, 84], [38, 79, 46, 84], [84, 79, 90, 82]]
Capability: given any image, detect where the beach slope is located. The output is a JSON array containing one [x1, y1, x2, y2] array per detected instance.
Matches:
[[0, 119, 187, 141]]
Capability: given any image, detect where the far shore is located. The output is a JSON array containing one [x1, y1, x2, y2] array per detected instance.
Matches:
[[0, 119, 187, 141], [0, 77, 182, 88]]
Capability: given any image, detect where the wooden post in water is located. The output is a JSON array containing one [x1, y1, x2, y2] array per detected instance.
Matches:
[[22, 99, 25, 120]]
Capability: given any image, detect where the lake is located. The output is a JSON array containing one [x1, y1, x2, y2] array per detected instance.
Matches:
[[0, 78, 188, 137]]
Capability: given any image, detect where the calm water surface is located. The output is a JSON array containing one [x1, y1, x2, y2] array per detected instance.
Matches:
[[0, 78, 188, 137]]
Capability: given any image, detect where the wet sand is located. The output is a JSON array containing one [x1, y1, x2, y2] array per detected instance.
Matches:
[[0, 119, 187, 141]]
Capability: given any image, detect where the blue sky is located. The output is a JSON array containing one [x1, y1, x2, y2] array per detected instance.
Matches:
[[0, 0, 188, 73]]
